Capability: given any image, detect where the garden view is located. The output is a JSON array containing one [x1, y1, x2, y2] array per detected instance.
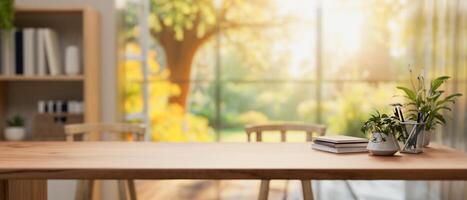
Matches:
[[120, 0, 465, 142]]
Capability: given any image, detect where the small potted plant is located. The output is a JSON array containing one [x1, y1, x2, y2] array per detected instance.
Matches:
[[361, 111, 404, 156], [397, 73, 462, 146], [4, 115, 26, 141]]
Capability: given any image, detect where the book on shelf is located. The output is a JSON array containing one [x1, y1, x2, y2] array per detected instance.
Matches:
[[43, 29, 62, 76], [0, 28, 67, 77], [24, 28, 36, 76], [1, 30, 15, 76], [15, 29, 24, 75], [311, 135, 368, 154], [37, 29, 47, 76]]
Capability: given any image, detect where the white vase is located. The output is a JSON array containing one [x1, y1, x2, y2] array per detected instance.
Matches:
[[4, 127, 26, 141], [65, 46, 80, 75], [367, 132, 400, 156]]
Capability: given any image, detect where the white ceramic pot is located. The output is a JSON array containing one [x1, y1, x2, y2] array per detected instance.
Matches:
[[4, 127, 26, 141], [367, 132, 400, 156]]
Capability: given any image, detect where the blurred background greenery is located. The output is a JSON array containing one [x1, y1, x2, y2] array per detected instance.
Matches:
[[119, 0, 465, 143]]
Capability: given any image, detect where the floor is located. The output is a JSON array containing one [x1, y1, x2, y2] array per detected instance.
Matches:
[[135, 180, 407, 200], [136, 180, 278, 200]]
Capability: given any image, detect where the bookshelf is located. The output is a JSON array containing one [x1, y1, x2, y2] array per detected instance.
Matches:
[[0, 6, 100, 140], [0, 75, 84, 81]]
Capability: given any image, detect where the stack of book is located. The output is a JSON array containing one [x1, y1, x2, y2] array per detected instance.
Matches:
[[311, 135, 368, 153], [0, 28, 62, 76], [37, 100, 84, 114]]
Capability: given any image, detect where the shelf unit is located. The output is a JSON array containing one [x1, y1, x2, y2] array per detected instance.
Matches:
[[0, 6, 100, 140], [0, 75, 84, 81]]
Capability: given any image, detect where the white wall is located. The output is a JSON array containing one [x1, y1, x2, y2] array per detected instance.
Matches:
[[16, 0, 118, 199]]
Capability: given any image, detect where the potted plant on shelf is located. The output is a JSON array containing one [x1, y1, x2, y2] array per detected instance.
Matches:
[[0, 0, 15, 30], [4, 115, 26, 141], [361, 111, 404, 156], [397, 74, 462, 146]]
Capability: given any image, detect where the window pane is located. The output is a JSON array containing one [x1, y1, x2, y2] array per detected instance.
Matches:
[[321, 82, 400, 138], [123, 42, 144, 119], [192, 40, 216, 82], [322, 0, 409, 81], [187, 81, 216, 129], [219, 82, 317, 141], [220, 25, 316, 81]]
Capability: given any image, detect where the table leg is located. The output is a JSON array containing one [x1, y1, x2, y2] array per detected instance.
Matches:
[[258, 180, 270, 200], [301, 180, 314, 200], [0, 180, 47, 200]]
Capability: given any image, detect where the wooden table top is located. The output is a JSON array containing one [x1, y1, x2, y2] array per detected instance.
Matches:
[[0, 142, 466, 180]]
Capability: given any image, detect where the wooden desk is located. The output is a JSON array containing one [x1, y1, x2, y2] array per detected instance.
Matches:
[[0, 142, 466, 200]]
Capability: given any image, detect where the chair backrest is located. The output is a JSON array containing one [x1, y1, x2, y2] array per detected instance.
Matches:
[[245, 122, 326, 142], [64, 123, 146, 142]]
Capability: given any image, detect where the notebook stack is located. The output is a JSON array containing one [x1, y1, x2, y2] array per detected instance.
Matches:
[[311, 135, 369, 154]]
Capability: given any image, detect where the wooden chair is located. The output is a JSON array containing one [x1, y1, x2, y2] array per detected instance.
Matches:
[[65, 123, 145, 200], [245, 123, 326, 200]]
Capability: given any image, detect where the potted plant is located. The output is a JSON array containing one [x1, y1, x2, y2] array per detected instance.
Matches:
[[397, 73, 462, 146], [0, 0, 15, 30], [361, 111, 404, 156], [4, 115, 26, 141]]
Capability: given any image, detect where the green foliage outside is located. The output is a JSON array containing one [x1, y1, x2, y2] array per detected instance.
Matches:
[[120, 0, 464, 142], [149, 0, 216, 40]]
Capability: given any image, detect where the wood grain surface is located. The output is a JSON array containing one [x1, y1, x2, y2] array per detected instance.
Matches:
[[0, 180, 46, 200], [0, 142, 466, 180]]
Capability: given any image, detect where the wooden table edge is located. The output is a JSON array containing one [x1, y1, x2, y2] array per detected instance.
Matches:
[[1, 168, 467, 180]]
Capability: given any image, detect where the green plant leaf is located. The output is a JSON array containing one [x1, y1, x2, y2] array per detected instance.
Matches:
[[445, 93, 462, 101], [434, 106, 452, 112], [397, 86, 416, 101], [436, 93, 462, 106], [436, 99, 455, 106], [420, 105, 431, 113], [6, 114, 25, 127], [427, 91, 442, 101], [405, 102, 417, 106], [434, 113, 446, 125], [430, 76, 450, 92], [0, 0, 15, 30]]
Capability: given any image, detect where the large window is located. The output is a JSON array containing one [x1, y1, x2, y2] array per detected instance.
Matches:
[[119, 0, 466, 143]]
